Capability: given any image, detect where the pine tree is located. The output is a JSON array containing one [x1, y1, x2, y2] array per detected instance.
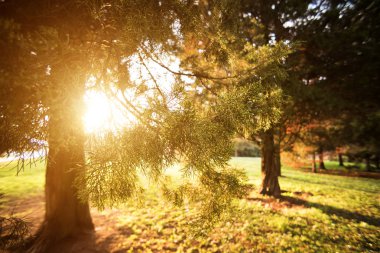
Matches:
[[1, 1, 248, 251]]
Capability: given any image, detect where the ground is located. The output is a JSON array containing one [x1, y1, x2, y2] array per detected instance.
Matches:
[[1, 157, 379, 252]]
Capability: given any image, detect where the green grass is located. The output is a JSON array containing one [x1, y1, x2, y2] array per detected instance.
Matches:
[[0, 160, 45, 197], [1, 157, 379, 252], [324, 160, 367, 171]]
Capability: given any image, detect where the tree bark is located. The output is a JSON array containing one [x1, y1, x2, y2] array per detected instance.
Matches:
[[259, 129, 281, 198], [28, 94, 93, 252], [338, 153, 344, 166], [312, 152, 317, 173], [318, 148, 326, 170]]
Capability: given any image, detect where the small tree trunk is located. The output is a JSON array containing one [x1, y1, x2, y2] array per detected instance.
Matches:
[[319, 148, 326, 170], [338, 153, 344, 166], [312, 152, 317, 173], [259, 129, 281, 198]]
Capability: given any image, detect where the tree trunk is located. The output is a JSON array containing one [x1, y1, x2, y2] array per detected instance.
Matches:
[[259, 129, 281, 198], [338, 153, 344, 166], [28, 92, 93, 252], [312, 152, 317, 173], [318, 148, 326, 170]]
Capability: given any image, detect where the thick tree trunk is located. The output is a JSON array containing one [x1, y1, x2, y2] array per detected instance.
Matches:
[[338, 153, 344, 166], [318, 148, 326, 170], [28, 94, 93, 252], [259, 129, 281, 198], [312, 152, 317, 173]]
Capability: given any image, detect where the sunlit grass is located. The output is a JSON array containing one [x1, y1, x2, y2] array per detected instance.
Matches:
[[324, 160, 367, 170], [1, 157, 379, 252], [0, 160, 45, 197]]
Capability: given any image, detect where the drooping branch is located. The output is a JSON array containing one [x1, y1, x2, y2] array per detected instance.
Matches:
[[137, 52, 168, 105], [140, 46, 245, 81]]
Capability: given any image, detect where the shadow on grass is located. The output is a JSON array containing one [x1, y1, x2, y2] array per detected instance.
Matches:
[[281, 196, 380, 227]]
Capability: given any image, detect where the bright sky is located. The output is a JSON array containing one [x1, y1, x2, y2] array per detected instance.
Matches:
[[83, 90, 130, 133], [83, 52, 192, 134]]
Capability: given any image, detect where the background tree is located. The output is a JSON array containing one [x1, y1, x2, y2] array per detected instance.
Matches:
[[162, 0, 295, 197], [292, 0, 380, 171], [246, 0, 380, 178]]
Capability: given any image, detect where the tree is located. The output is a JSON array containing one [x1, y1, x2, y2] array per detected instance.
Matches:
[[235, 0, 315, 196], [162, 0, 294, 198], [1, 3, 95, 250], [244, 0, 380, 181], [1, 1, 251, 251], [292, 0, 380, 172]]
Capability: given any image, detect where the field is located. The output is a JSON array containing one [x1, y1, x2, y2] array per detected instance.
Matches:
[[1, 157, 379, 252]]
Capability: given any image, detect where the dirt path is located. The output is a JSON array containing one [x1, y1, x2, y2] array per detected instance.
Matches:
[[1, 194, 221, 253], [1, 195, 140, 252]]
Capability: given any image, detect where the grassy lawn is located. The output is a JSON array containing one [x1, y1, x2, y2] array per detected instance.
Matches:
[[1, 157, 379, 252], [0, 160, 45, 198], [324, 160, 367, 171]]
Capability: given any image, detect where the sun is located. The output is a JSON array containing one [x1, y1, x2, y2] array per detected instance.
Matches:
[[83, 52, 188, 134], [83, 90, 130, 133]]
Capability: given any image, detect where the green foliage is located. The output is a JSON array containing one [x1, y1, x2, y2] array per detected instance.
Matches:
[[2, 1, 379, 244], [0, 0, 258, 225], [0, 214, 30, 250], [78, 102, 247, 224], [161, 167, 249, 233], [0, 0, 295, 215], [290, 0, 380, 158]]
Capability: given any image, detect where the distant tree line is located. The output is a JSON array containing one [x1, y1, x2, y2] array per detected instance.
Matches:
[[233, 139, 261, 157]]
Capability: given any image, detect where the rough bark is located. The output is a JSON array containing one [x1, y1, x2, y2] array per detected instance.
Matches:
[[27, 97, 93, 252], [318, 148, 326, 170], [338, 153, 344, 166], [259, 129, 281, 198], [312, 152, 317, 173]]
